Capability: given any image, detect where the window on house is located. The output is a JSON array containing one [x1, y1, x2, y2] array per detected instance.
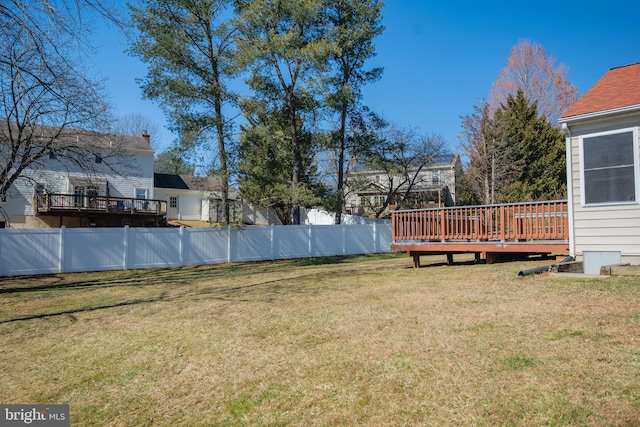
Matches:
[[49, 151, 56, 160], [432, 170, 440, 185], [34, 183, 46, 195], [169, 196, 177, 208], [136, 188, 148, 199], [95, 153, 103, 164], [74, 186, 85, 207], [581, 128, 638, 205]]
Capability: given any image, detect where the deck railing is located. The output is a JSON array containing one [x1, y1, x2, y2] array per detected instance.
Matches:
[[36, 194, 167, 216], [392, 200, 569, 242]]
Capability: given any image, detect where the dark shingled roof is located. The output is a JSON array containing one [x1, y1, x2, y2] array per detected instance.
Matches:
[[154, 173, 190, 190], [154, 174, 225, 191]]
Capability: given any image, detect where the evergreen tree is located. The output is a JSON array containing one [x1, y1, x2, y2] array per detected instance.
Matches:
[[154, 146, 196, 175], [324, 0, 384, 223], [494, 90, 566, 202], [234, 0, 335, 224], [237, 102, 324, 225], [128, 0, 236, 223]]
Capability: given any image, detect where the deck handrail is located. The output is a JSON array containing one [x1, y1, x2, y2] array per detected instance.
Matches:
[[392, 200, 569, 242], [36, 193, 167, 216]]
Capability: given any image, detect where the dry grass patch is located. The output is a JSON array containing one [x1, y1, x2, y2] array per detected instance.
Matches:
[[1, 254, 639, 426]]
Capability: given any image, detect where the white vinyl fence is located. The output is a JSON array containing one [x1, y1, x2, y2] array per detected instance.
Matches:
[[0, 223, 391, 277]]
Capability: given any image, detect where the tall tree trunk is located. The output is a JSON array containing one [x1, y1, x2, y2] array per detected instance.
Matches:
[[215, 103, 229, 224], [208, 30, 229, 224], [334, 101, 348, 224], [287, 91, 301, 225], [490, 153, 496, 204]]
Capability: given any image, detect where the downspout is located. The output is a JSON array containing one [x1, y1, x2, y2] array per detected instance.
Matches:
[[561, 122, 576, 258]]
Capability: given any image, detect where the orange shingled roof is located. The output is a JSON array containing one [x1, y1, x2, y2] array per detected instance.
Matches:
[[561, 62, 640, 119]]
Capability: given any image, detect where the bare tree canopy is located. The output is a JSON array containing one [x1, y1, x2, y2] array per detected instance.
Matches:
[[0, 1, 124, 196], [354, 123, 446, 217], [112, 113, 163, 148], [489, 39, 578, 125]]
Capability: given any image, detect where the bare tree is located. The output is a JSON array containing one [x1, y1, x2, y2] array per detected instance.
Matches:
[[112, 113, 163, 149], [459, 98, 511, 205], [354, 124, 446, 218], [489, 39, 578, 125], [1, 1, 124, 198]]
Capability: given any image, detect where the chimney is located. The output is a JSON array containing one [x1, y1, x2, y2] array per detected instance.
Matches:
[[142, 130, 150, 145]]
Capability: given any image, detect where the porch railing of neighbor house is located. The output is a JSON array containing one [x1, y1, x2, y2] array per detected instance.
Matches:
[[36, 194, 167, 216]]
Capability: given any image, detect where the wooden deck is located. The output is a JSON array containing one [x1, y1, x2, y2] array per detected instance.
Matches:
[[36, 194, 166, 217], [391, 200, 570, 267]]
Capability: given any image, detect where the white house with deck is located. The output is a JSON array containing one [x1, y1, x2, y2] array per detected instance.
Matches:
[[0, 126, 165, 228], [559, 62, 640, 273]]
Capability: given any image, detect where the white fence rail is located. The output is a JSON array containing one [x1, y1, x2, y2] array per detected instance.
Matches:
[[0, 224, 392, 277]]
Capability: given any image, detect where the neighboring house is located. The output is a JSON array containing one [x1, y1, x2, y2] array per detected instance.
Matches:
[[344, 153, 462, 217], [154, 173, 242, 224], [1, 127, 165, 228], [559, 62, 640, 273]]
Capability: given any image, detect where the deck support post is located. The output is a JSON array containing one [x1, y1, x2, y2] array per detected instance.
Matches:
[[412, 253, 421, 269]]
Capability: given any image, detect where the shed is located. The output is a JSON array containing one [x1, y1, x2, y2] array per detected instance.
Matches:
[[154, 173, 241, 224]]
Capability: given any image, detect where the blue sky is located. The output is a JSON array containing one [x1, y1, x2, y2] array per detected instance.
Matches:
[[93, 0, 640, 155]]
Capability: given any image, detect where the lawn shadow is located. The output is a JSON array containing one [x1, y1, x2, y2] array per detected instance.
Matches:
[[0, 254, 399, 323], [0, 254, 394, 294]]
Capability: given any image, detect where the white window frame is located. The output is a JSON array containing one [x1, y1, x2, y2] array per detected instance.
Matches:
[[169, 196, 178, 208], [135, 188, 148, 200], [579, 127, 639, 207], [432, 169, 440, 185]]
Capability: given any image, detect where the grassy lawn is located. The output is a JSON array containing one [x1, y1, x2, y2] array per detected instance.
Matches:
[[1, 254, 639, 426]]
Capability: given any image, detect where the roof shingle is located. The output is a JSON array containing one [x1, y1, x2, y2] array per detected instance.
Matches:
[[561, 62, 640, 119]]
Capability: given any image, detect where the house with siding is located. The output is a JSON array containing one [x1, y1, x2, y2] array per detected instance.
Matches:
[[0, 127, 165, 228], [559, 62, 640, 273], [344, 153, 461, 217]]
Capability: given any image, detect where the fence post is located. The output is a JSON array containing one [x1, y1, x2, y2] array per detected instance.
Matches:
[[227, 225, 232, 263], [179, 226, 185, 266], [308, 224, 312, 257], [59, 226, 66, 273], [270, 224, 275, 260], [342, 224, 347, 255], [123, 225, 129, 270], [373, 222, 378, 253]]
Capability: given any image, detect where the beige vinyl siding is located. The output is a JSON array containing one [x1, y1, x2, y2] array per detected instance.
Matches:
[[568, 114, 640, 257]]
